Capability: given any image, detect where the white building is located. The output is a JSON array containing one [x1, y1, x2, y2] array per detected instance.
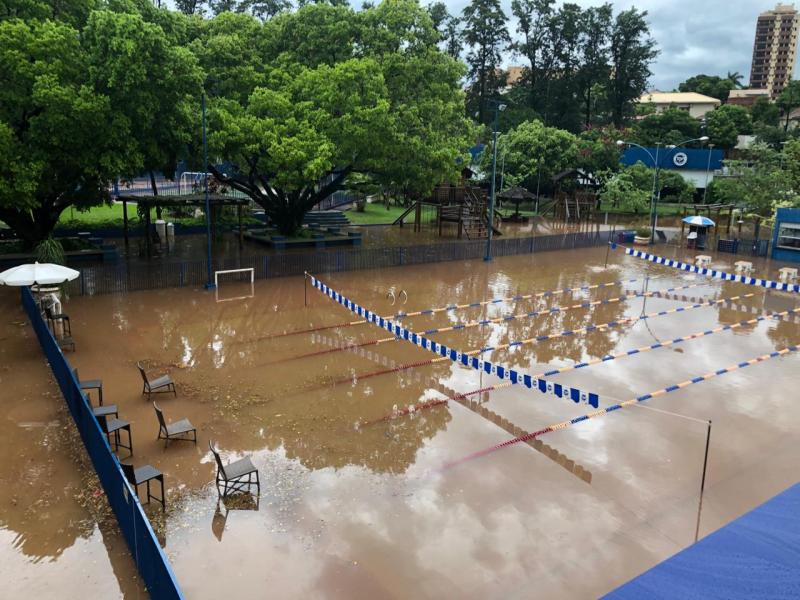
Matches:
[[637, 92, 721, 119]]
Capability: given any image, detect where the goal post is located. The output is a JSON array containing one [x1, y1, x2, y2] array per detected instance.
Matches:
[[214, 268, 255, 302]]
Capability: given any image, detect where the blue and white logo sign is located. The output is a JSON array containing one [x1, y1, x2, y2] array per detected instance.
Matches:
[[672, 152, 688, 167]]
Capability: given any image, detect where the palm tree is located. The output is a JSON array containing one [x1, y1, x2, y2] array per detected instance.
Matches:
[[726, 71, 744, 89]]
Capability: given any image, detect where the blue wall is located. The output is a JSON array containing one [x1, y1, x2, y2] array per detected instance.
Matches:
[[772, 207, 800, 263], [621, 147, 723, 171]]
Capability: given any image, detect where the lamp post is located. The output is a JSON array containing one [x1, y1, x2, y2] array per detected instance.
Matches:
[[202, 93, 215, 290], [702, 143, 715, 204], [617, 136, 709, 244], [484, 100, 507, 262]]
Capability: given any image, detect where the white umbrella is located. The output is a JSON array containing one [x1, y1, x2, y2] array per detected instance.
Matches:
[[0, 262, 80, 286], [682, 215, 715, 227]]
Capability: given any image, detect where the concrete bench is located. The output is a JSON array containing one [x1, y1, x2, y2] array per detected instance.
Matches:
[[779, 267, 798, 283], [695, 255, 712, 268], [734, 261, 753, 274]]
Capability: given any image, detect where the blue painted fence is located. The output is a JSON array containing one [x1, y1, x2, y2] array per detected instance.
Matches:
[[21, 287, 184, 600]]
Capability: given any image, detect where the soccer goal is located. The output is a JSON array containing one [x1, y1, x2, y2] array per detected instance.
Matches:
[[214, 268, 255, 302]]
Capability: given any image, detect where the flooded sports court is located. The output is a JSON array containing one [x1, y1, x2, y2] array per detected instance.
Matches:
[[4, 244, 800, 598]]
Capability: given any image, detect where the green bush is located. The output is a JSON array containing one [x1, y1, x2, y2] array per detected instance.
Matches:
[[635, 227, 652, 238]]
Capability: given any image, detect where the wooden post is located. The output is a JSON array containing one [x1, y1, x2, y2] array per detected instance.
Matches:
[[144, 202, 151, 258], [122, 199, 129, 252], [727, 205, 733, 236], [237, 203, 243, 247]]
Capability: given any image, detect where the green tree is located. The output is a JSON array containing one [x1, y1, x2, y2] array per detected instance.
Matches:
[[0, 0, 101, 28], [441, 14, 462, 59], [483, 120, 578, 191], [706, 107, 739, 150], [0, 19, 128, 245], [678, 74, 734, 103], [576, 126, 623, 174], [751, 96, 780, 126], [207, 2, 472, 234], [83, 10, 203, 200], [726, 71, 744, 89], [599, 169, 650, 213], [462, 0, 509, 125], [714, 143, 797, 217], [576, 4, 612, 128], [777, 80, 800, 131], [632, 107, 701, 146], [608, 8, 658, 127]]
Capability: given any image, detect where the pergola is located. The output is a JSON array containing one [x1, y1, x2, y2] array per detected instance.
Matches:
[[117, 194, 251, 257]]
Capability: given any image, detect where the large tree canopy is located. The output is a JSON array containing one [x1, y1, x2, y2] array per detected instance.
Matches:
[[206, 1, 473, 234], [482, 119, 578, 192], [0, 18, 129, 245], [0, 3, 202, 245]]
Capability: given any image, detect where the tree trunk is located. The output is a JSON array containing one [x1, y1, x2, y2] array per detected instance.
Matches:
[[0, 203, 63, 249], [149, 171, 162, 219]]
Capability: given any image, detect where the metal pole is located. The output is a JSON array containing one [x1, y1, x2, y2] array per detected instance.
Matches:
[[304, 271, 308, 307], [702, 145, 714, 203], [650, 144, 660, 245], [202, 93, 215, 290], [484, 106, 500, 262], [694, 419, 712, 543]]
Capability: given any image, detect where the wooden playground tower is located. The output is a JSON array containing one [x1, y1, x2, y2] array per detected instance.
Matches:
[[550, 169, 600, 222], [394, 184, 502, 240]]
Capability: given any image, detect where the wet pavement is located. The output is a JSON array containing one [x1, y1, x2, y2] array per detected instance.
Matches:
[[6, 243, 800, 598], [0, 292, 146, 599]]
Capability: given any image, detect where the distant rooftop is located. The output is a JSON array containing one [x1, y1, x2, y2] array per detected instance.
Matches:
[[638, 92, 721, 106], [728, 88, 771, 98]]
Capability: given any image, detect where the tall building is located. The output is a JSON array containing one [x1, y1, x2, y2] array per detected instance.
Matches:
[[749, 3, 799, 100]]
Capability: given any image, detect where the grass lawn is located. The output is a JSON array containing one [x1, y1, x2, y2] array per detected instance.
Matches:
[[598, 202, 686, 217], [345, 202, 409, 225], [58, 202, 152, 227], [57, 202, 259, 229]]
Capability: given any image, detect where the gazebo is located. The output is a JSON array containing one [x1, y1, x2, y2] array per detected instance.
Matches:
[[497, 186, 536, 222], [116, 182, 251, 257]]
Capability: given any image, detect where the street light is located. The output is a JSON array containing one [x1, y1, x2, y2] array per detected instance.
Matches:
[[617, 136, 709, 244], [702, 143, 715, 203], [484, 100, 507, 262]]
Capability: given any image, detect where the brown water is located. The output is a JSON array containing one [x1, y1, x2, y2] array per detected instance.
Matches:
[[10, 245, 800, 598], [0, 292, 146, 599]]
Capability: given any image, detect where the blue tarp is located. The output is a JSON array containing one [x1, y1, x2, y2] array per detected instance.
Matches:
[[606, 482, 800, 599]]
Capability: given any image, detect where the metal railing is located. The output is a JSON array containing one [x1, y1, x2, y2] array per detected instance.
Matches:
[[20, 287, 184, 600], [67, 230, 614, 297]]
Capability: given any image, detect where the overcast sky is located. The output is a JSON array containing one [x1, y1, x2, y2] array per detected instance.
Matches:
[[440, 0, 799, 90]]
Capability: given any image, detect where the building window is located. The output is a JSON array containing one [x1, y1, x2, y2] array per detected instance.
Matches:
[[777, 223, 800, 251]]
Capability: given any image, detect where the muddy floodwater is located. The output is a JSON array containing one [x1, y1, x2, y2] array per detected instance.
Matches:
[[0, 293, 145, 598], [7, 245, 800, 599]]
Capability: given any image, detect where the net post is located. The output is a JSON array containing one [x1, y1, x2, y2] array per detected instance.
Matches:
[[304, 271, 308, 307], [695, 419, 712, 543]]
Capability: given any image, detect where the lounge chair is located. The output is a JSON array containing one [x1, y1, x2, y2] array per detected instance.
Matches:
[[137, 362, 176, 400], [209, 441, 260, 497], [153, 402, 196, 446], [121, 462, 165, 508]]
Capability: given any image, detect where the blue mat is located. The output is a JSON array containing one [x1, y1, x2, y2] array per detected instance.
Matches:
[[606, 483, 800, 599]]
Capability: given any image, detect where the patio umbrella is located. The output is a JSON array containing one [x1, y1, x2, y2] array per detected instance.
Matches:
[[682, 216, 715, 227], [0, 262, 80, 286]]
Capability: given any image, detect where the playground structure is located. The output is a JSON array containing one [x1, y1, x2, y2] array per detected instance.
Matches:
[[393, 184, 503, 240], [549, 169, 601, 223]]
